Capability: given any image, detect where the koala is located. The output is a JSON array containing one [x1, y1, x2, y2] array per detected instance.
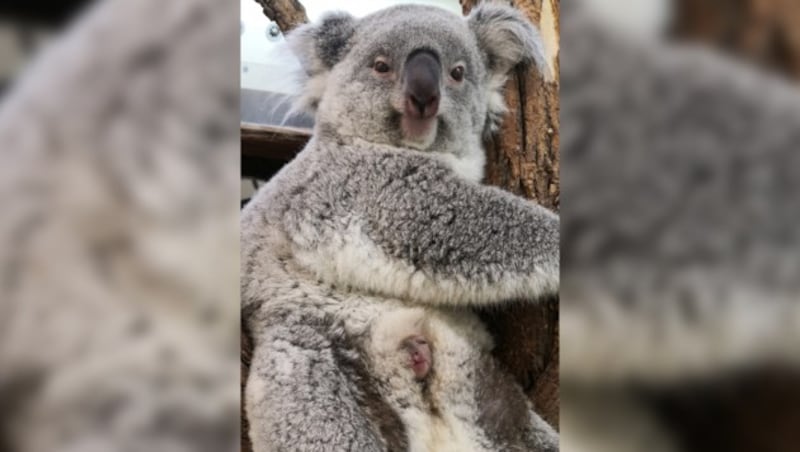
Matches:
[[241, 3, 559, 452]]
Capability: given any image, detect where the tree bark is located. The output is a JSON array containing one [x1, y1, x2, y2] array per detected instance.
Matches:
[[241, 329, 253, 452], [461, 0, 561, 428], [253, 0, 308, 33], [671, 0, 800, 79]]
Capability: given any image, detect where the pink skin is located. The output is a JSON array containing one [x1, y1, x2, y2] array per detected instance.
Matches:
[[401, 335, 432, 380], [399, 95, 438, 146], [400, 115, 437, 142]]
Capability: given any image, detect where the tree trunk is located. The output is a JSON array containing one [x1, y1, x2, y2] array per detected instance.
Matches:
[[671, 0, 800, 79], [461, 0, 561, 428], [253, 0, 308, 33]]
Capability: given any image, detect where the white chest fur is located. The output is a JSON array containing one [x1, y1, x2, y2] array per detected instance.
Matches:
[[403, 409, 486, 452], [367, 307, 495, 452]]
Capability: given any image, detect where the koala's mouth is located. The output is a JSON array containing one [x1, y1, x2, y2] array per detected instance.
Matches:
[[400, 115, 438, 150]]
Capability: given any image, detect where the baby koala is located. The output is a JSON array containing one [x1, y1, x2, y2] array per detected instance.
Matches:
[[400, 333, 432, 381], [369, 309, 435, 386], [366, 308, 559, 451]]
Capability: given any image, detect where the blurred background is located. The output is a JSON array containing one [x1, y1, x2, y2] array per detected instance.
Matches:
[[0, 2, 88, 94], [561, 0, 800, 451], [2, 0, 800, 451], [0, 0, 240, 451]]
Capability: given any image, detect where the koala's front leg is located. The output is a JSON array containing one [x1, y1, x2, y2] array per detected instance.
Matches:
[[291, 150, 559, 307], [246, 322, 391, 452]]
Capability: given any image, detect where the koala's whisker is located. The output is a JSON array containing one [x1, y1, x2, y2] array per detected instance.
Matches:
[[262, 94, 294, 127]]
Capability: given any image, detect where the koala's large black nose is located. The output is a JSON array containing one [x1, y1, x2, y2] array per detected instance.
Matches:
[[403, 50, 440, 119]]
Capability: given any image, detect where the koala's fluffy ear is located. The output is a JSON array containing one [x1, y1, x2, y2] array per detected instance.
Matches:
[[468, 2, 547, 75], [286, 12, 357, 114], [467, 2, 548, 135]]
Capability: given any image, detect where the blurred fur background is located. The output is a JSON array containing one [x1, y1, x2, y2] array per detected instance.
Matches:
[[562, 0, 800, 451], [0, 1, 240, 451]]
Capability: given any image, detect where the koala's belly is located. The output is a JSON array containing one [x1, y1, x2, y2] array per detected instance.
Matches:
[[363, 303, 495, 451], [259, 284, 498, 448]]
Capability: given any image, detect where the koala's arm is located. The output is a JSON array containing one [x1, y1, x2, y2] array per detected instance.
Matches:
[[289, 149, 559, 306]]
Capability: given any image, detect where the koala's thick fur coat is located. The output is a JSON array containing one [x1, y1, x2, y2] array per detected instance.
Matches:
[[241, 4, 559, 451]]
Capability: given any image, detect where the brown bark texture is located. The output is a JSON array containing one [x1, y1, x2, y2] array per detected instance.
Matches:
[[461, 0, 561, 428], [671, 0, 800, 79], [254, 0, 308, 33], [650, 368, 800, 452]]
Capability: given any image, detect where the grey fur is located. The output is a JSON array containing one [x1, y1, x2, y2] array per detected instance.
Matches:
[[0, 0, 240, 451], [560, 0, 800, 382], [468, 3, 547, 74], [559, 0, 800, 450], [242, 3, 558, 451]]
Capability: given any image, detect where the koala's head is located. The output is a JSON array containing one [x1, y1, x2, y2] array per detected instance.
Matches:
[[287, 3, 546, 181]]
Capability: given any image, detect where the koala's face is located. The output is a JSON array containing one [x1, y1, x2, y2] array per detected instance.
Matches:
[[288, 4, 545, 180], [316, 7, 487, 155]]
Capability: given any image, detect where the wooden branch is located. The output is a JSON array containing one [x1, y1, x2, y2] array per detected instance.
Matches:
[[241, 122, 310, 161], [253, 0, 308, 33]]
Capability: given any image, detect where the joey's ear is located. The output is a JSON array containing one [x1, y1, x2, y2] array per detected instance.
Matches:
[[286, 12, 357, 114], [467, 2, 548, 135]]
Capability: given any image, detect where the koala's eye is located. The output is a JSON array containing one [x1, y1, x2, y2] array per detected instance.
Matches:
[[373, 59, 391, 74], [450, 65, 465, 82]]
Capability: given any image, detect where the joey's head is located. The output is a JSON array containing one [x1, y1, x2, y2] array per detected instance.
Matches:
[[287, 3, 547, 181], [369, 309, 436, 382], [400, 334, 432, 381]]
